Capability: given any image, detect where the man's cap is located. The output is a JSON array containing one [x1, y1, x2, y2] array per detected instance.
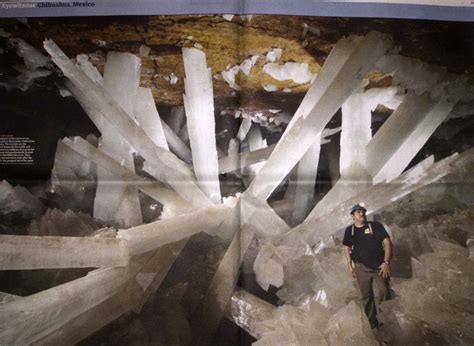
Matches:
[[350, 203, 367, 215]]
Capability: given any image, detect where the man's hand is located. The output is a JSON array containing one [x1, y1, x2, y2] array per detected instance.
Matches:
[[348, 264, 356, 278], [344, 246, 355, 278], [378, 262, 391, 278]]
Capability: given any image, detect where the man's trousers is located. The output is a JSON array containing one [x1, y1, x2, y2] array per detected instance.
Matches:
[[354, 262, 391, 329]]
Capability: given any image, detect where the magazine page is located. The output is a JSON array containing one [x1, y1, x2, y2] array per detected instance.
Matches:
[[0, 1, 473, 345]]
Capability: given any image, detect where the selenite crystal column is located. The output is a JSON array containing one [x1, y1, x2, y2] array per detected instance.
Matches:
[[44, 40, 211, 208], [182, 47, 222, 203], [94, 52, 142, 227], [367, 92, 455, 183], [309, 87, 402, 220], [247, 32, 392, 200]]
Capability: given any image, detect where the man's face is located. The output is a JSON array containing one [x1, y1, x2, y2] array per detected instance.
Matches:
[[352, 210, 366, 224]]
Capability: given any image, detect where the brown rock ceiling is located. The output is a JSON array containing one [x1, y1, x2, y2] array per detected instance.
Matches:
[[0, 15, 472, 108]]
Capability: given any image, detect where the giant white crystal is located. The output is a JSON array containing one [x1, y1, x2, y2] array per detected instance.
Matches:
[[182, 47, 222, 203], [248, 32, 392, 200], [309, 87, 402, 219], [0, 234, 129, 270], [94, 51, 142, 227], [44, 40, 211, 208], [283, 148, 474, 246], [60, 137, 194, 218], [367, 91, 454, 183]]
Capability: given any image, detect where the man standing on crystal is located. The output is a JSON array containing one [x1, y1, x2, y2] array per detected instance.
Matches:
[[343, 203, 392, 329]]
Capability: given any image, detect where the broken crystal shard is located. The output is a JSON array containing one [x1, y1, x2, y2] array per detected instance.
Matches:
[[60, 137, 193, 218], [59, 89, 72, 97], [237, 117, 252, 141], [139, 44, 150, 57], [9, 37, 50, 70], [226, 290, 276, 339], [221, 65, 241, 90], [118, 203, 232, 255], [253, 242, 284, 291], [263, 84, 278, 92], [240, 55, 259, 76], [292, 138, 321, 225], [266, 47, 283, 63], [248, 32, 392, 200], [218, 144, 275, 174], [284, 148, 474, 247], [367, 92, 454, 183], [326, 301, 378, 345], [44, 40, 211, 207], [227, 138, 239, 158], [0, 180, 44, 219], [191, 227, 255, 344], [0, 234, 129, 270], [133, 87, 169, 150], [246, 125, 267, 176], [263, 62, 314, 84], [94, 51, 142, 227], [182, 47, 221, 203]]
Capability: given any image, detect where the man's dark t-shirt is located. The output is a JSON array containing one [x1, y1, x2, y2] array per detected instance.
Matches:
[[342, 221, 390, 270]]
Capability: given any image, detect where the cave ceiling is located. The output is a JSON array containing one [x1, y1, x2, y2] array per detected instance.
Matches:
[[0, 14, 473, 115]]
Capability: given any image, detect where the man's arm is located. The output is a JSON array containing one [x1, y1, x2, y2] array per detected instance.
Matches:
[[378, 237, 392, 278], [344, 245, 355, 278]]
